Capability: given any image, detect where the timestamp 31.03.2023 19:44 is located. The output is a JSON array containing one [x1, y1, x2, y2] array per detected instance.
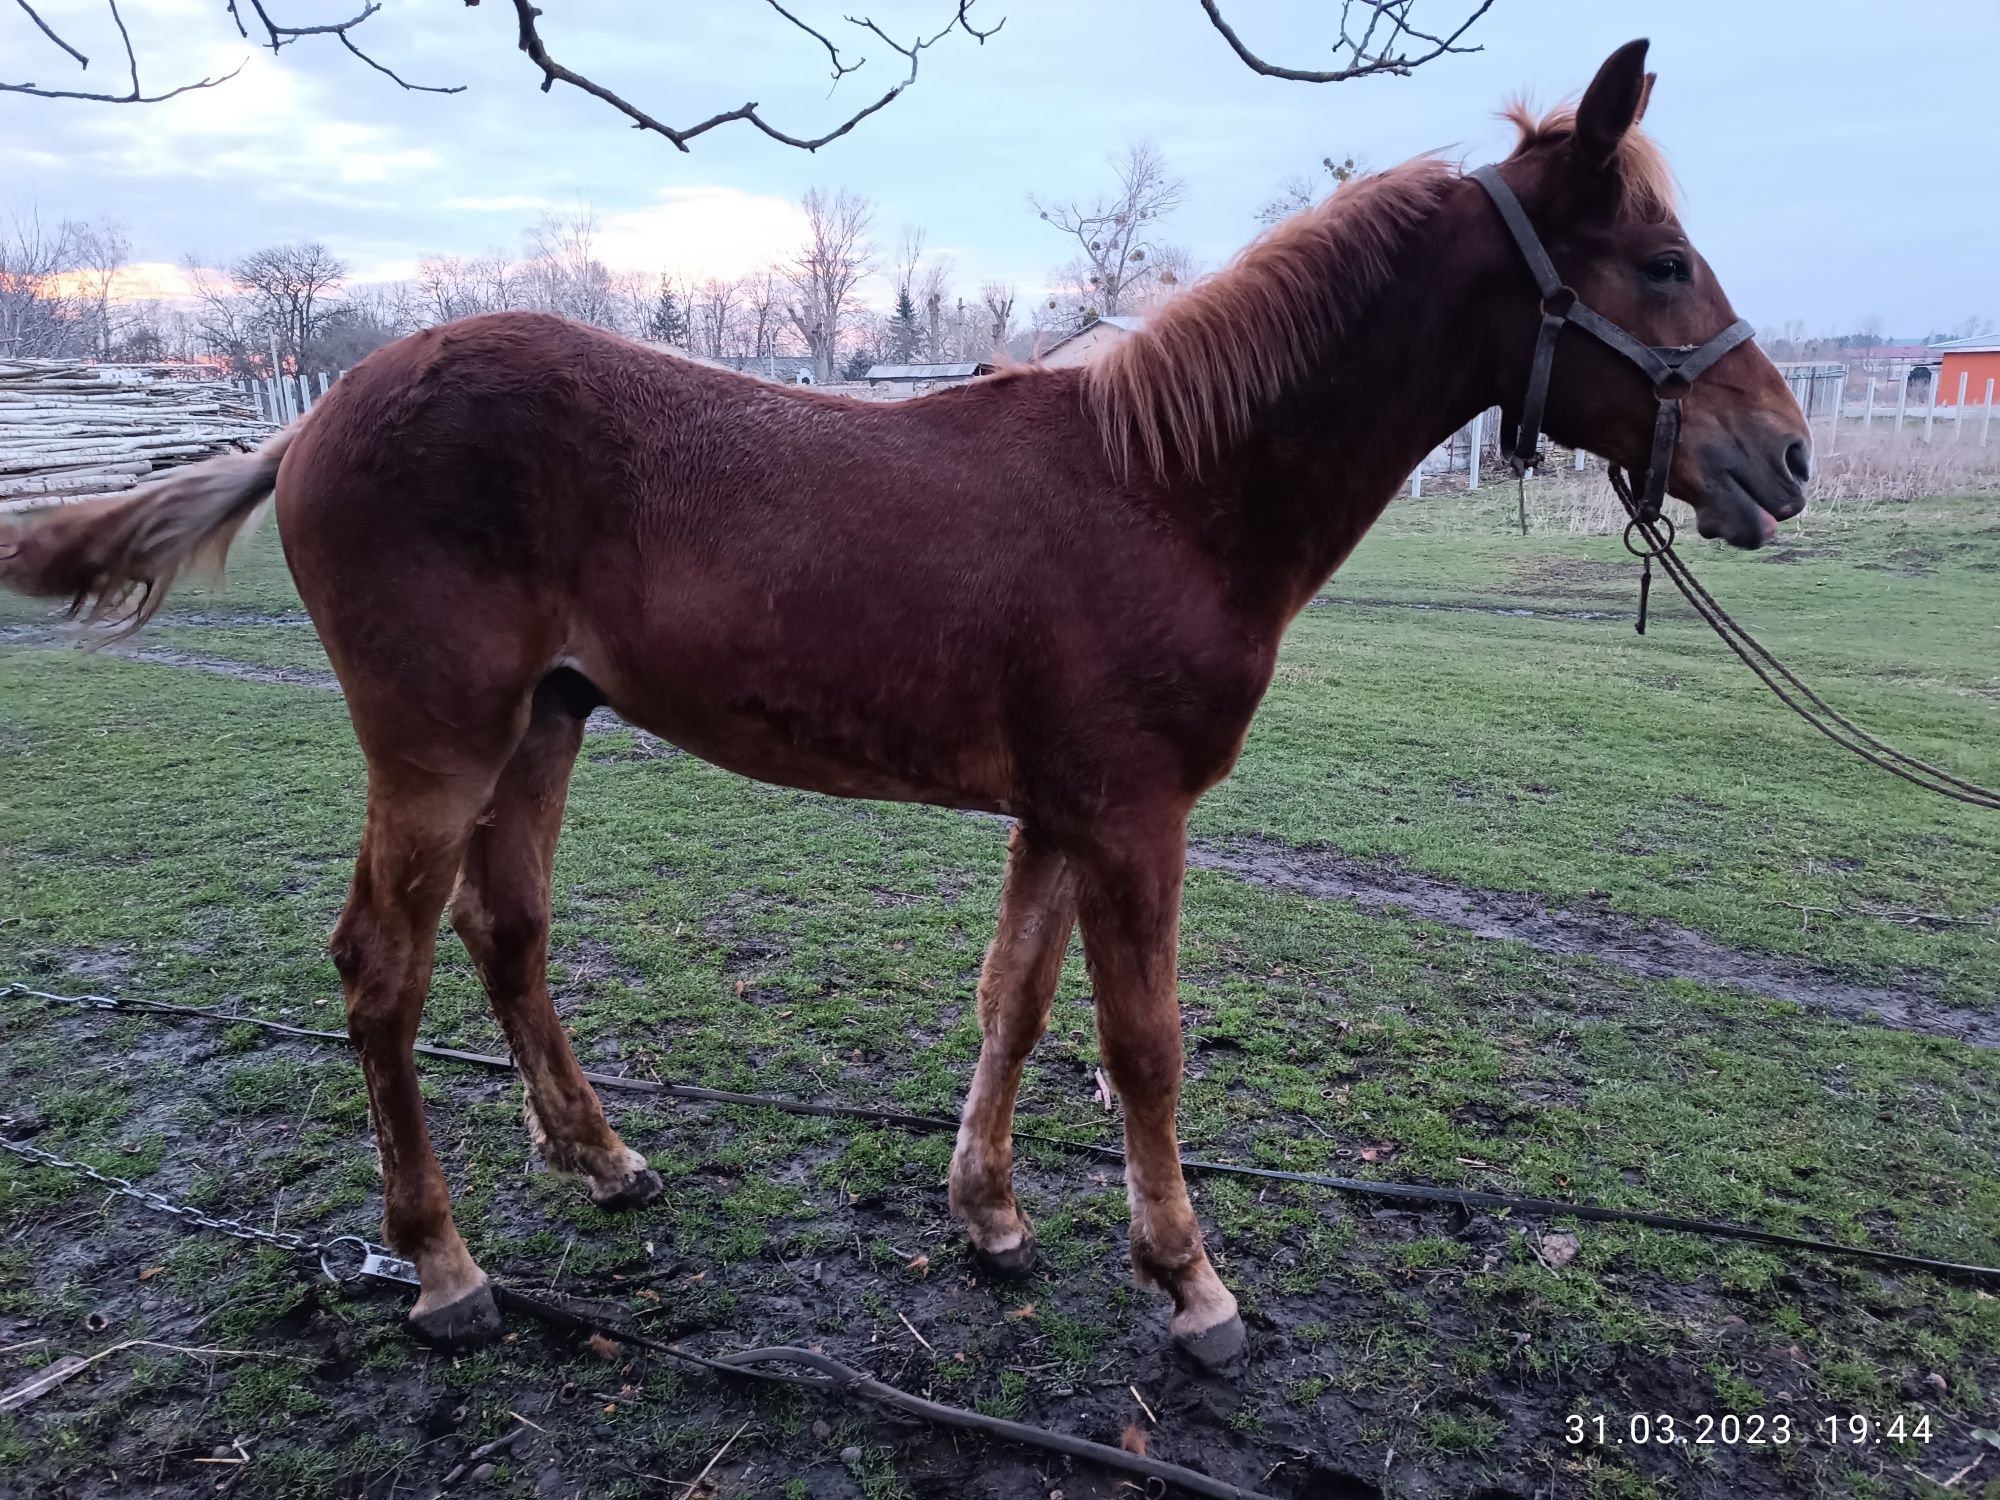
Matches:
[[1564, 1412, 1939, 1449]]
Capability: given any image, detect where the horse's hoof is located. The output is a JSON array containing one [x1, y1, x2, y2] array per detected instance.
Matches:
[[589, 1164, 665, 1212], [1173, 1312, 1247, 1371], [970, 1230, 1038, 1279], [408, 1278, 502, 1351]]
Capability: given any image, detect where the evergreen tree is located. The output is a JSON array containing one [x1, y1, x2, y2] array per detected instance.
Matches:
[[841, 347, 875, 381], [645, 275, 688, 345], [887, 287, 920, 363]]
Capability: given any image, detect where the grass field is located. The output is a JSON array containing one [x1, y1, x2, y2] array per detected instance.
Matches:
[[1, 488, 1996, 1499]]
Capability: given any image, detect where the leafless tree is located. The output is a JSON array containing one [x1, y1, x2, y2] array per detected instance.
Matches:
[[0, 210, 84, 358], [740, 268, 786, 374], [72, 220, 130, 360], [181, 256, 257, 374], [1032, 142, 1185, 320], [4, 4, 1490, 154], [416, 252, 521, 325], [980, 282, 1016, 354], [1254, 156, 1362, 226], [915, 257, 954, 360], [693, 277, 741, 360], [786, 188, 875, 383], [230, 242, 349, 370], [521, 209, 618, 329]]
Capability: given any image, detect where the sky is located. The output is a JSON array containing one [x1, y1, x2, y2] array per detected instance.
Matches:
[[3, 0, 1995, 335]]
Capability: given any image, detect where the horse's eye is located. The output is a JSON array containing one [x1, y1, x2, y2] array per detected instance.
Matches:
[[1642, 253, 1691, 284]]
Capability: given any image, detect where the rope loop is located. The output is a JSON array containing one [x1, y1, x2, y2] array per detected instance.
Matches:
[[1621, 511, 1675, 558]]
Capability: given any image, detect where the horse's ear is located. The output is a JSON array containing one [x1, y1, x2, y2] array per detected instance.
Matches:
[[1574, 39, 1651, 171]]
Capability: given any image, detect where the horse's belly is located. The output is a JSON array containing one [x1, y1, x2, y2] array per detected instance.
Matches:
[[601, 668, 1017, 814]]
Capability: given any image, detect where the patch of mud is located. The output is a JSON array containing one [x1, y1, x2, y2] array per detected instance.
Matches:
[[126, 646, 341, 690], [1310, 594, 1623, 622], [1186, 836, 1996, 1048]]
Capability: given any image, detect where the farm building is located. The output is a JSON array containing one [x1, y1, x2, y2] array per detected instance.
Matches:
[[863, 360, 995, 392], [1032, 314, 1145, 367], [1932, 333, 2000, 406]]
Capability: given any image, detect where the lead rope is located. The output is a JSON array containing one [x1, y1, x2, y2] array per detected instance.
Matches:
[[1607, 468, 2000, 811]]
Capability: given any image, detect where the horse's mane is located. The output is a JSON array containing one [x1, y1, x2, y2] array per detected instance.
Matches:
[[1500, 98, 1680, 222], [1084, 103, 1678, 481]]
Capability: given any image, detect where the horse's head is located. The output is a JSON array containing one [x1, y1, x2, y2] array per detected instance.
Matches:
[[1481, 40, 1809, 548]]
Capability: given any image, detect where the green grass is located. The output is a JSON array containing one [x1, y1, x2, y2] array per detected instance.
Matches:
[[0, 491, 1995, 1497]]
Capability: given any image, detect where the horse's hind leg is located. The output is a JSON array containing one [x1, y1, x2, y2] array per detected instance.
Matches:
[[949, 823, 1075, 1273], [332, 768, 503, 1348], [449, 683, 661, 1210]]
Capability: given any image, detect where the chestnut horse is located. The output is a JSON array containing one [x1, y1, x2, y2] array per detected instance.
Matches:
[[1, 41, 1807, 1366]]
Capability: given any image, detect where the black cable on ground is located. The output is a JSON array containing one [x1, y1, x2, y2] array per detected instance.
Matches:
[[8, 983, 1996, 1287]]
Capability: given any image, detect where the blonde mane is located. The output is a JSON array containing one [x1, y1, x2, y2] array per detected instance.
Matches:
[[1084, 103, 1678, 482]]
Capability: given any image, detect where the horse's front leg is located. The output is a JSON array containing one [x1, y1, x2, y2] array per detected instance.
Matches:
[[949, 823, 1076, 1273], [1074, 814, 1244, 1368]]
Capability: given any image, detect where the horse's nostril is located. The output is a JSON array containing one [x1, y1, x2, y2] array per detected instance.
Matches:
[[1784, 438, 1812, 485]]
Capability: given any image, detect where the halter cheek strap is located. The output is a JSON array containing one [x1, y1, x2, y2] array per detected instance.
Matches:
[[1469, 164, 1755, 522]]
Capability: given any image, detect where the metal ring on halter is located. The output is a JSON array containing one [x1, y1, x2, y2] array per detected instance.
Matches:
[[319, 1235, 370, 1283], [1622, 511, 1676, 558]]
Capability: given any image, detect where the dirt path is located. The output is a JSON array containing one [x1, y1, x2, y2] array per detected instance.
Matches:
[[1189, 836, 1993, 1047], [8, 630, 1981, 1047]]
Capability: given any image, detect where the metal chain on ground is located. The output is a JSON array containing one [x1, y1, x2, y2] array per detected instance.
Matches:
[[0, 1129, 317, 1260], [1607, 469, 2000, 811], [0, 1116, 417, 1287], [8, 981, 1999, 1287]]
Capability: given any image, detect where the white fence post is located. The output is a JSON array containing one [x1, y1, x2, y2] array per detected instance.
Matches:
[[1574, 447, 1585, 471], [1409, 468, 1423, 498], [1984, 378, 1995, 447], [1862, 376, 1875, 437], [318, 370, 331, 397], [1467, 409, 1482, 489], [1956, 371, 1970, 443], [1924, 375, 1937, 443], [1825, 384, 1839, 454], [1895, 376, 1909, 439]]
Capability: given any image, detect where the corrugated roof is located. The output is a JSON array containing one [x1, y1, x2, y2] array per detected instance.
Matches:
[[1932, 334, 2000, 354], [864, 362, 994, 381]]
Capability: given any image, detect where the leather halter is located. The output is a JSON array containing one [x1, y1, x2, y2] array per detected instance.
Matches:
[[1470, 164, 1755, 523]]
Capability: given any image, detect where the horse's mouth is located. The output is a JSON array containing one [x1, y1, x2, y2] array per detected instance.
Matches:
[[1694, 468, 1803, 550]]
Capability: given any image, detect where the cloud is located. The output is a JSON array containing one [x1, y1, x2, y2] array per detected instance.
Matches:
[[594, 187, 808, 283], [444, 195, 559, 213]]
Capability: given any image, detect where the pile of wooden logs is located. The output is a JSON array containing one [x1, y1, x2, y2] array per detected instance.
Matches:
[[0, 358, 274, 514]]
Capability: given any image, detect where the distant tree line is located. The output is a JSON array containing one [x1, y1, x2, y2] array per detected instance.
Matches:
[[0, 138, 1217, 382]]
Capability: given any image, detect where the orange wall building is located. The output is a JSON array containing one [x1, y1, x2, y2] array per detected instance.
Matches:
[[1933, 335, 2000, 406]]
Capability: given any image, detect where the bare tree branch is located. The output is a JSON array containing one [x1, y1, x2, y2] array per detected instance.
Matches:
[[1198, 0, 1493, 83], [13, 0, 88, 68], [242, 0, 463, 92], [509, 0, 994, 154], [4, 1, 1487, 153], [763, 0, 866, 85], [335, 30, 465, 94], [2, 0, 244, 103]]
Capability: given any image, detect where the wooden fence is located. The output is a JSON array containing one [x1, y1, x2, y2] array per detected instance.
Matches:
[[239, 369, 346, 425]]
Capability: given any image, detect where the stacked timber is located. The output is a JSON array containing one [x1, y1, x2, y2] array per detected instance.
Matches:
[[0, 358, 274, 514]]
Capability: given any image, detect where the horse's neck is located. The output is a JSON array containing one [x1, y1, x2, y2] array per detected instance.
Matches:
[[1198, 207, 1494, 617]]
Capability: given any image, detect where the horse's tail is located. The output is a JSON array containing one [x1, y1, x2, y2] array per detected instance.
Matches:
[[0, 424, 296, 637]]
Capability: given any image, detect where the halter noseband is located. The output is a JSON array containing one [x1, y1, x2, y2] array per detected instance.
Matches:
[[1470, 164, 1754, 523]]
